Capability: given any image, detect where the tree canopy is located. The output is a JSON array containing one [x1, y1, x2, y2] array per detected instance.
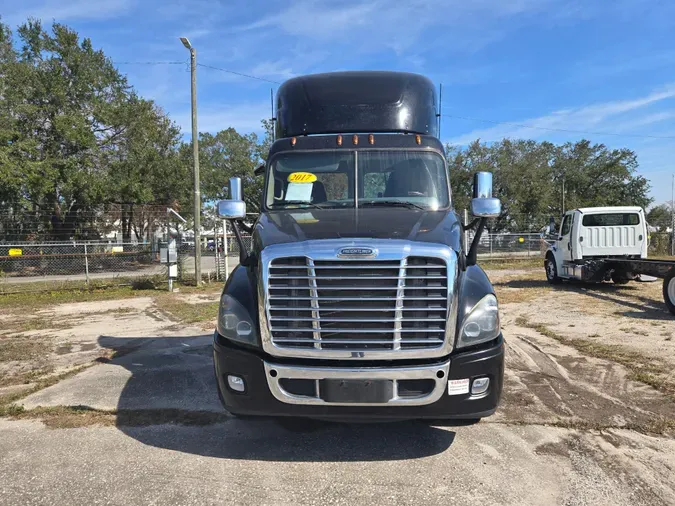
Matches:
[[447, 139, 652, 231]]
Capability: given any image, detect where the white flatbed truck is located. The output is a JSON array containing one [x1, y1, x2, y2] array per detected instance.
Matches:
[[543, 206, 675, 315]]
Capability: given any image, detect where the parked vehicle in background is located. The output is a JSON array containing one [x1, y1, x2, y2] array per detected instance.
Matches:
[[212, 71, 505, 421], [544, 206, 675, 314]]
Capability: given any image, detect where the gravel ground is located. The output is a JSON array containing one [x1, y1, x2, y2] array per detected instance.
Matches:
[[1, 266, 674, 505]]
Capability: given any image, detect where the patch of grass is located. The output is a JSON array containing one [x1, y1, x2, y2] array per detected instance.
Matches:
[[516, 316, 675, 397], [0, 275, 222, 313], [495, 416, 675, 436], [0, 367, 55, 388], [1, 318, 73, 336], [492, 272, 550, 304], [0, 286, 150, 312], [154, 295, 219, 324], [0, 364, 93, 413], [1, 405, 230, 428], [481, 257, 543, 270], [0, 336, 49, 362]]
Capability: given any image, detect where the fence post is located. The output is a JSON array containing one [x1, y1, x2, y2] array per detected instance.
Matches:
[[463, 209, 469, 251], [84, 243, 90, 288], [527, 234, 531, 257], [223, 220, 229, 281], [214, 229, 221, 281]]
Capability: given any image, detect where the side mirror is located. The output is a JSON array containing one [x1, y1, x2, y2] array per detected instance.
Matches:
[[470, 172, 501, 218], [217, 177, 246, 220]]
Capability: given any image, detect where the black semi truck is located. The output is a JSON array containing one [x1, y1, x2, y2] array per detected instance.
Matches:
[[213, 71, 504, 421]]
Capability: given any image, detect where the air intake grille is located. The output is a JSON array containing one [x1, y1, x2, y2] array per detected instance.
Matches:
[[267, 256, 448, 352]]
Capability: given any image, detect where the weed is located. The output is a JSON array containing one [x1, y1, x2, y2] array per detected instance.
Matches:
[[154, 296, 219, 324], [482, 257, 543, 270], [1, 405, 230, 428], [0, 364, 93, 412]]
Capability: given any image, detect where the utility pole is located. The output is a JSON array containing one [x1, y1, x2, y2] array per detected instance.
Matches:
[[561, 176, 566, 215], [180, 37, 201, 285]]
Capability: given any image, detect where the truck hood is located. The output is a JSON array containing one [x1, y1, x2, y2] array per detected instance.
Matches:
[[252, 208, 462, 250]]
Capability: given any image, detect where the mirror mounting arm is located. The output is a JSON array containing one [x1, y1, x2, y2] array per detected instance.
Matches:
[[466, 218, 487, 266], [461, 218, 480, 231], [230, 220, 251, 266], [237, 220, 253, 234]]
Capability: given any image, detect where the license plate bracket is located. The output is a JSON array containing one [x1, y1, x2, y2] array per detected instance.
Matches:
[[319, 379, 394, 403]]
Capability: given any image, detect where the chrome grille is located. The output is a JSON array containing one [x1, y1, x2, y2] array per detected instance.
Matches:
[[267, 256, 449, 352]]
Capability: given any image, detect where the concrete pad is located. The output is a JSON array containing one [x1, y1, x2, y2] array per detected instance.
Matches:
[[20, 333, 222, 412], [42, 297, 155, 316], [1, 419, 673, 505]]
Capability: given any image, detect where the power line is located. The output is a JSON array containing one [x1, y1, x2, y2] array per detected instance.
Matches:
[[113, 61, 186, 65], [196, 63, 281, 84], [113, 60, 281, 84], [441, 113, 675, 140]]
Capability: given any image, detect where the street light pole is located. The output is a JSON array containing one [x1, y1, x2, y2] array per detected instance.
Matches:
[[180, 37, 201, 285]]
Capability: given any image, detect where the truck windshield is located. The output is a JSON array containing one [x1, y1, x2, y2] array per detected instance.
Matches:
[[266, 150, 449, 210]]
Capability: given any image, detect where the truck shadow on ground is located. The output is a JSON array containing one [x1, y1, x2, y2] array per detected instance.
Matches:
[[495, 278, 673, 320], [97, 335, 456, 462]]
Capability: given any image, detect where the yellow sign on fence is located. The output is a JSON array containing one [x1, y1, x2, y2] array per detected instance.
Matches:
[[111, 246, 124, 253], [8, 248, 22, 256]]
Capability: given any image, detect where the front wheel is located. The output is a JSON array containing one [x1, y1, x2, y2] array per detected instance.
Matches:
[[663, 270, 675, 315], [545, 256, 562, 284]]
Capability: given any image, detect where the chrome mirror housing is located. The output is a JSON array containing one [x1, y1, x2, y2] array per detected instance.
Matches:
[[217, 177, 246, 220], [471, 172, 501, 218]]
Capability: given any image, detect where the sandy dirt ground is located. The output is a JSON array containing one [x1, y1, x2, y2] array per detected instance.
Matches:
[[1, 267, 675, 505]]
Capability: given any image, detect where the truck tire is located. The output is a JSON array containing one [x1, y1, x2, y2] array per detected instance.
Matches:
[[664, 270, 675, 315], [545, 255, 562, 285]]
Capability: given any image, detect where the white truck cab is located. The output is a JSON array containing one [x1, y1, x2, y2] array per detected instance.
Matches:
[[545, 206, 647, 283], [544, 206, 675, 314]]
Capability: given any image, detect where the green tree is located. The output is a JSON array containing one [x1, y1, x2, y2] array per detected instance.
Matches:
[[198, 119, 275, 215], [446, 138, 652, 232], [107, 98, 188, 241], [646, 204, 672, 231], [0, 18, 185, 241]]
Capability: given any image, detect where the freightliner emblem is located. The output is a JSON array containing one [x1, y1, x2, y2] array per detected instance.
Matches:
[[338, 247, 376, 258]]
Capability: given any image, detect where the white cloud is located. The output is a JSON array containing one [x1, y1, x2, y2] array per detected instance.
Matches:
[[248, 60, 297, 81], [2, 0, 133, 26], [446, 84, 675, 145], [234, 0, 561, 55]]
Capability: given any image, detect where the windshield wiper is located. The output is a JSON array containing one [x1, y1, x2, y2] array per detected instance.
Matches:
[[359, 200, 427, 210]]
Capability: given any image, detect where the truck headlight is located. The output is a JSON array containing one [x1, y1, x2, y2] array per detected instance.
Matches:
[[217, 294, 257, 346], [457, 294, 500, 348]]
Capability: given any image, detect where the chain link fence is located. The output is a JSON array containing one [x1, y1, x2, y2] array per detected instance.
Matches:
[[0, 242, 163, 293], [2, 228, 672, 293], [468, 232, 546, 260], [469, 231, 673, 259]]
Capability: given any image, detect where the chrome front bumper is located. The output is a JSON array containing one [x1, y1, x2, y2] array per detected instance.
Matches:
[[263, 360, 451, 406]]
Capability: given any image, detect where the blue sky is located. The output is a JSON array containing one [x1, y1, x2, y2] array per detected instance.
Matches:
[[3, 0, 675, 204]]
